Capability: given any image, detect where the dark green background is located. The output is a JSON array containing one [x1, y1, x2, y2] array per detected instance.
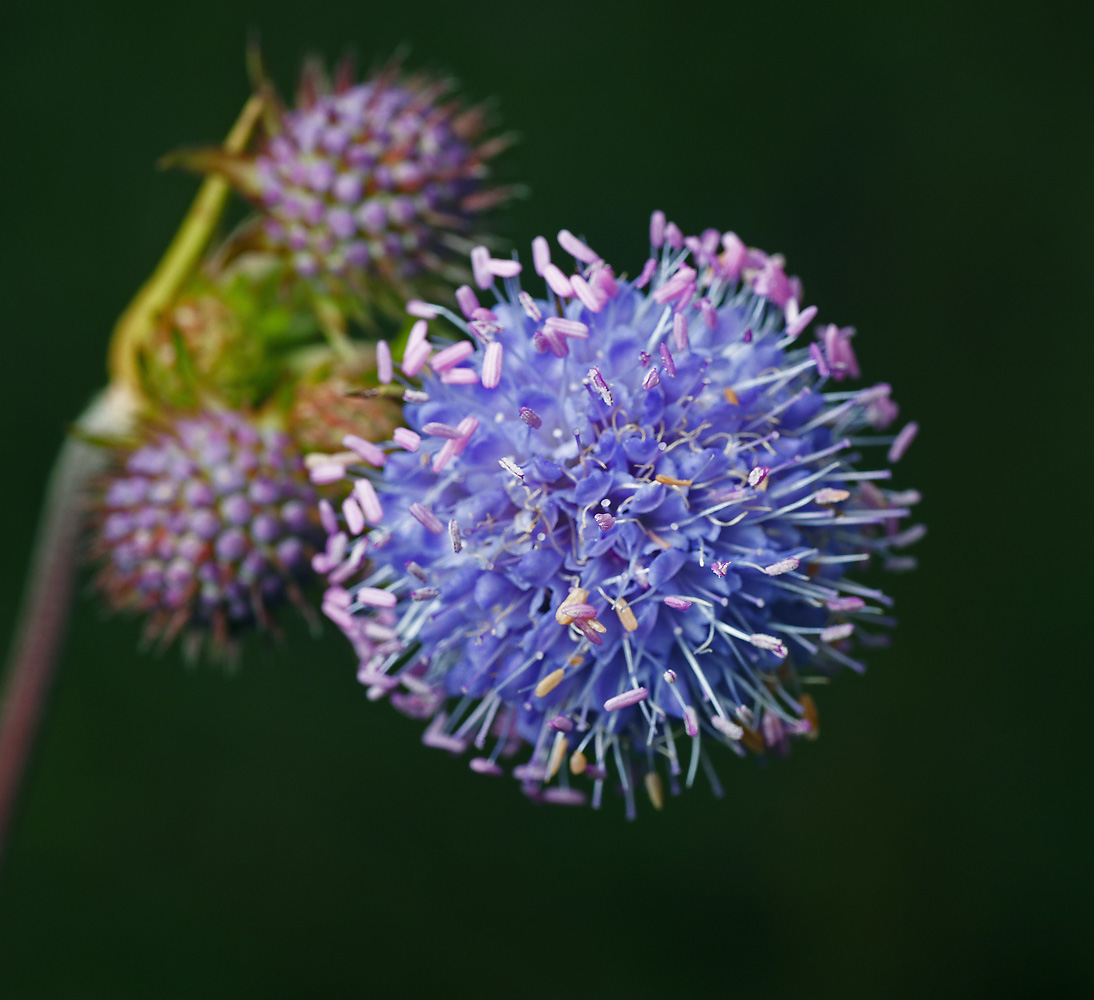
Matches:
[[1, 2, 1090, 997]]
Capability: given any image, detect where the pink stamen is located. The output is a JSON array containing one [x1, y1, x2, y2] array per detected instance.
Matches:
[[518, 290, 543, 321], [712, 716, 744, 740], [544, 316, 589, 339], [512, 763, 547, 782], [540, 788, 587, 806], [469, 757, 504, 776], [406, 299, 438, 319], [440, 368, 479, 385], [635, 258, 657, 289], [749, 633, 788, 658], [700, 298, 717, 331], [683, 705, 699, 737], [353, 479, 384, 523], [377, 340, 393, 383], [594, 512, 615, 531], [357, 587, 397, 609], [570, 274, 604, 312], [402, 339, 432, 377], [342, 497, 365, 536], [318, 499, 338, 536], [324, 586, 351, 609], [809, 342, 830, 377], [541, 326, 569, 357], [604, 687, 649, 711], [482, 340, 504, 388], [574, 619, 604, 646], [785, 303, 817, 340], [471, 245, 492, 289], [532, 236, 551, 275], [543, 264, 574, 297], [673, 313, 689, 350], [888, 422, 919, 463], [309, 463, 345, 485], [549, 715, 574, 733], [826, 596, 866, 612], [454, 417, 479, 453], [663, 596, 692, 610], [762, 557, 800, 576], [652, 266, 697, 305], [469, 319, 502, 340], [720, 232, 747, 279], [673, 282, 696, 313], [407, 319, 428, 349], [430, 340, 475, 372], [557, 229, 600, 264], [422, 421, 463, 439], [422, 715, 467, 754], [343, 434, 386, 467], [455, 285, 479, 319], [448, 519, 462, 553], [659, 342, 676, 376], [650, 210, 666, 248], [322, 602, 354, 631], [409, 502, 445, 534], [519, 407, 542, 428], [821, 623, 855, 643], [665, 221, 683, 249], [590, 263, 618, 298], [643, 367, 661, 390], [559, 602, 597, 620], [711, 560, 730, 578], [488, 257, 522, 278]]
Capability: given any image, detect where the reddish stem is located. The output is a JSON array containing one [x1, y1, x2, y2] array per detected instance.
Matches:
[[0, 436, 105, 868]]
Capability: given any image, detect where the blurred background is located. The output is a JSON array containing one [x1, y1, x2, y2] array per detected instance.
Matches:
[[1, 1, 1090, 997]]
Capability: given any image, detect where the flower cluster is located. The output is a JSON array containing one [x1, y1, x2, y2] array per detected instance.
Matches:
[[92, 409, 321, 659], [315, 213, 921, 815], [255, 65, 507, 288]]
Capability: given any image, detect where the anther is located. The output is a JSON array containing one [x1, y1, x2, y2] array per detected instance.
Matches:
[[614, 598, 638, 632], [409, 502, 445, 534], [604, 687, 649, 711], [748, 466, 770, 488], [555, 587, 588, 624], [547, 733, 569, 780], [645, 771, 664, 810], [655, 474, 693, 487], [534, 668, 566, 698]]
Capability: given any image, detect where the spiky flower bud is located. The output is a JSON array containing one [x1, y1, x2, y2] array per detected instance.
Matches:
[[91, 409, 321, 659], [254, 62, 508, 291], [318, 213, 923, 816]]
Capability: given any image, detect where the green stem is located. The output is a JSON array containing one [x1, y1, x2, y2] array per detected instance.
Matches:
[[107, 92, 265, 392]]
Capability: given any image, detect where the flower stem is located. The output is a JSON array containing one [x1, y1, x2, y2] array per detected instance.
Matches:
[[0, 92, 265, 870], [107, 91, 265, 393], [0, 430, 107, 869]]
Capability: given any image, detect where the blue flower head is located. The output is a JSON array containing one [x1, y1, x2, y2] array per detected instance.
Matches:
[[317, 213, 922, 816]]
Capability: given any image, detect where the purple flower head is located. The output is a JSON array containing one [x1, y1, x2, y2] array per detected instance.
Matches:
[[92, 410, 322, 660], [322, 215, 922, 816], [255, 61, 510, 290]]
